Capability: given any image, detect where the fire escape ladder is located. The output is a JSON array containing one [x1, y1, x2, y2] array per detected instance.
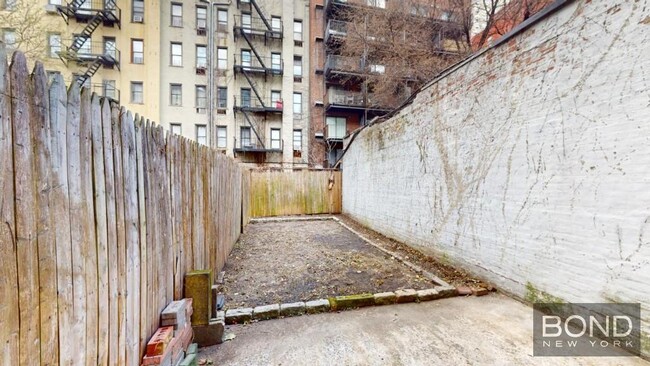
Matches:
[[249, 0, 272, 31], [70, 12, 105, 52], [241, 110, 265, 148], [240, 30, 267, 70], [241, 69, 265, 108], [76, 57, 103, 86]]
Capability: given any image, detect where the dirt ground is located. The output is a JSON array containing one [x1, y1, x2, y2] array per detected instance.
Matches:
[[220, 219, 437, 308], [220, 216, 488, 309], [335, 215, 490, 289]]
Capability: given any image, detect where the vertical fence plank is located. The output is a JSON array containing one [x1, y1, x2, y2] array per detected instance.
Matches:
[[11, 52, 41, 366], [0, 43, 19, 366], [134, 116, 149, 357], [101, 99, 119, 366], [32, 63, 58, 366], [66, 81, 87, 366], [50, 72, 73, 366], [122, 110, 140, 365], [91, 94, 109, 366], [80, 87, 99, 366], [111, 105, 127, 366]]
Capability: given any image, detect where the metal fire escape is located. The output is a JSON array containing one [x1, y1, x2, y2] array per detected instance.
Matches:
[[57, 0, 121, 86], [233, 0, 283, 152]]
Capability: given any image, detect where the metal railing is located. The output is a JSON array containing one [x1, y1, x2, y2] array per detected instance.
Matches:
[[234, 15, 283, 36], [326, 88, 401, 110], [234, 138, 284, 152], [325, 55, 363, 75], [234, 55, 283, 75], [325, 20, 348, 43], [91, 83, 120, 102], [59, 0, 121, 23], [59, 40, 120, 67], [234, 95, 284, 113]]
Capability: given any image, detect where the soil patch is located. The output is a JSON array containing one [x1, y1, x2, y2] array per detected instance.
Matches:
[[221, 219, 436, 308]]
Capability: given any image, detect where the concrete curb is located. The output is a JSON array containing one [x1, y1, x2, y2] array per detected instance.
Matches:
[[223, 285, 464, 325]]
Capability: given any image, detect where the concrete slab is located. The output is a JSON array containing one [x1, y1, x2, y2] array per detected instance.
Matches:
[[199, 294, 648, 365]]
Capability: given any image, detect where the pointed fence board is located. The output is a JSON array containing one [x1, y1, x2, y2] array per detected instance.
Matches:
[[0, 42, 19, 366], [90, 93, 110, 366], [32, 62, 58, 366], [11, 51, 41, 366]]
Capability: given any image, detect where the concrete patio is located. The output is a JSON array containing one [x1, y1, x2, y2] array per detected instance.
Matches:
[[199, 294, 648, 365]]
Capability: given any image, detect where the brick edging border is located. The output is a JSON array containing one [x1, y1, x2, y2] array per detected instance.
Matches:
[[223, 285, 459, 325]]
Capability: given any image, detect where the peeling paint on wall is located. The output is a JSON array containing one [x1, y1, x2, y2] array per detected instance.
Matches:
[[342, 0, 650, 356]]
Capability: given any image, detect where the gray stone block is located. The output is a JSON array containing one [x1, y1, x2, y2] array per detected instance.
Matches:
[[253, 304, 280, 320], [374, 292, 397, 305], [416, 288, 440, 301], [225, 308, 253, 325], [395, 289, 418, 303], [280, 302, 306, 317], [192, 318, 224, 347], [435, 285, 458, 298], [305, 299, 330, 314]]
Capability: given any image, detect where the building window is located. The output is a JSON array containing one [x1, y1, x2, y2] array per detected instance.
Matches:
[[217, 9, 228, 32], [217, 126, 227, 148], [171, 3, 183, 27], [241, 88, 251, 107], [196, 6, 207, 34], [131, 39, 144, 64], [195, 85, 207, 109], [270, 128, 281, 150], [217, 87, 227, 109], [271, 16, 282, 32], [293, 56, 302, 81], [171, 123, 182, 135], [271, 90, 281, 108], [326, 117, 347, 139], [271, 53, 281, 71], [217, 48, 228, 69], [196, 125, 207, 145], [367, 0, 386, 8], [48, 33, 61, 58], [241, 13, 252, 32], [103, 80, 117, 100], [240, 127, 251, 147], [170, 84, 182, 106], [132, 0, 144, 22], [171, 42, 182, 66], [370, 64, 385, 74], [2, 29, 16, 49], [104, 37, 117, 59], [293, 93, 302, 116], [293, 129, 302, 151], [196, 45, 207, 69], [130, 82, 143, 104], [294, 20, 303, 46], [241, 50, 252, 68]]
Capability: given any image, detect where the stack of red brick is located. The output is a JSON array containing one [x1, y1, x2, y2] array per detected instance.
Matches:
[[142, 299, 195, 366]]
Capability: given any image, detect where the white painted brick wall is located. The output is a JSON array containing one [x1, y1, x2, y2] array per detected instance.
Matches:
[[343, 0, 650, 353]]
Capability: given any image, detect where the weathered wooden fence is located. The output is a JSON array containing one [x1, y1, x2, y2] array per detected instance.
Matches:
[[248, 170, 342, 217], [0, 49, 246, 365]]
